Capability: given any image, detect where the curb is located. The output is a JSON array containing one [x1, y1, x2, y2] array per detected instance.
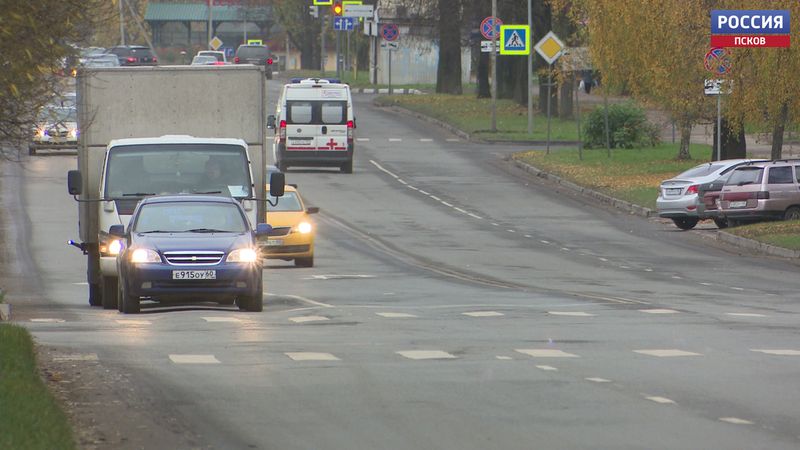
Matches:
[[0, 303, 10, 321], [716, 231, 800, 258]]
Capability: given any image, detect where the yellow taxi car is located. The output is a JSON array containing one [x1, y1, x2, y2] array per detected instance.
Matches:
[[263, 184, 318, 267]]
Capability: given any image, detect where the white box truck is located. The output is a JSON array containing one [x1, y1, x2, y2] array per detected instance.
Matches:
[[67, 65, 279, 309]]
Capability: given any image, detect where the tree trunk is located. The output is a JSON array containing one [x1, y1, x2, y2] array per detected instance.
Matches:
[[436, 0, 463, 94], [713, 118, 746, 160], [559, 73, 574, 120], [771, 102, 789, 160], [677, 119, 692, 160], [477, 52, 490, 98]]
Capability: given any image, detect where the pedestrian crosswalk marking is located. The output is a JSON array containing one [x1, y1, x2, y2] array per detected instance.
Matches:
[[285, 352, 340, 361], [169, 354, 220, 364], [516, 349, 579, 358], [397, 350, 456, 360], [634, 349, 702, 357]]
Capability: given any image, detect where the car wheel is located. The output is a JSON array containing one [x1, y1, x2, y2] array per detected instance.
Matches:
[[294, 256, 314, 268], [88, 282, 102, 306], [784, 206, 800, 221], [672, 217, 699, 230], [238, 277, 263, 312], [713, 218, 729, 229], [727, 219, 741, 227], [119, 278, 140, 314], [341, 159, 353, 174], [101, 276, 118, 310]]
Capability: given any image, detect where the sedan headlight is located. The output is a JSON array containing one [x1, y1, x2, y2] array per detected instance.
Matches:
[[108, 239, 123, 256], [295, 222, 312, 234], [69, 128, 78, 139], [36, 127, 47, 138], [227, 248, 258, 263], [131, 248, 161, 264]]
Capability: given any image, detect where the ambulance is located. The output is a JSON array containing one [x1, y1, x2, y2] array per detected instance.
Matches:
[[268, 78, 356, 173]]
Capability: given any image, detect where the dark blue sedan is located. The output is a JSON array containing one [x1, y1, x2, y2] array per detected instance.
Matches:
[[110, 195, 271, 313]]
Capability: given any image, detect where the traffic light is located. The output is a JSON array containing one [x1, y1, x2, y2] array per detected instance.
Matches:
[[308, 5, 318, 18], [332, 2, 343, 16]]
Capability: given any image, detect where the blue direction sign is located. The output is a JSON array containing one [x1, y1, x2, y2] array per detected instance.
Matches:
[[381, 23, 399, 41], [334, 17, 355, 31]]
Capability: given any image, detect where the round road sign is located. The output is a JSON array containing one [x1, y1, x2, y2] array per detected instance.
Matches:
[[480, 16, 503, 40], [704, 47, 731, 75], [381, 23, 399, 42]]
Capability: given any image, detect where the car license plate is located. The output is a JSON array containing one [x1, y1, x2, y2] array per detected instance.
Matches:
[[266, 239, 283, 247], [172, 270, 216, 280], [729, 200, 747, 208], [666, 188, 683, 195]]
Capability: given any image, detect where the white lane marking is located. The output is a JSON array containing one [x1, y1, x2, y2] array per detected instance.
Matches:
[[369, 160, 399, 178], [719, 417, 754, 425], [307, 274, 375, 280], [496, 356, 513, 360], [619, 265, 630, 269], [639, 309, 679, 314], [548, 311, 595, 317], [700, 282, 713, 286], [468, 213, 483, 219], [376, 312, 418, 318], [418, 190, 430, 195], [398, 179, 408, 185], [725, 313, 767, 318], [30, 318, 65, 323], [645, 396, 676, 404], [751, 349, 800, 356], [429, 195, 441, 201], [72, 282, 89, 285], [285, 352, 340, 361], [634, 349, 702, 357], [730, 287, 745, 291], [397, 350, 456, 360], [441, 201, 454, 207], [507, 229, 515, 233], [388, 138, 402, 142], [53, 353, 99, 362], [586, 377, 611, 383], [524, 234, 532, 238], [289, 316, 330, 323], [407, 185, 419, 191], [598, 257, 608, 261], [561, 247, 570, 251], [462, 311, 504, 317], [115, 320, 152, 326], [356, 138, 370, 142], [420, 138, 433, 142], [169, 354, 220, 364], [535, 365, 559, 371], [446, 138, 460, 142], [202, 317, 241, 323], [671, 276, 682, 279], [644, 268, 654, 272], [277, 294, 334, 308], [491, 222, 500, 226], [453, 207, 468, 214], [516, 349, 579, 358]]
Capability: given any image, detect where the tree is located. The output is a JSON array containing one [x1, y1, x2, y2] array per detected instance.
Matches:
[[0, 0, 107, 158], [436, 0, 463, 94]]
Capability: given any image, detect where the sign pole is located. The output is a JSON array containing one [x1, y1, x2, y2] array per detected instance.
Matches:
[[388, 49, 392, 94], [576, 77, 582, 160], [527, 0, 533, 135], [321, 10, 326, 75], [491, 0, 497, 133], [336, 27, 341, 78], [716, 94, 721, 161], [208, 0, 213, 50], [546, 63, 552, 154]]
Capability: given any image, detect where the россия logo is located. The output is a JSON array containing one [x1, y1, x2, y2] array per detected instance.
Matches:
[[710, 10, 790, 48]]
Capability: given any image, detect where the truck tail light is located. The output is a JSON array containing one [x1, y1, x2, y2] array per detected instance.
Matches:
[[266, 58, 273, 65], [755, 191, 770, 199], [685, 185, 699, 195], [234, 56, 240, 63], [346, 120, 354, 142], [127, 57, 136, 63], [279, 120, 286, 141], [152, 57, 158, 63]]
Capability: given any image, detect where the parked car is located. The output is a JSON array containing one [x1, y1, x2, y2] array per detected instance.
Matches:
[[657, 159, 764, 230], [30, 105, 78, 155], [108, 45, 157, 66], [197, 50, 227, 63], [233, 44, 273, 79], [263, 184, 318, 267], [83, 54, 120, 68], [111, 195, 272, 313], [191, 55, 218, 66], [718, 160, 800, 226]]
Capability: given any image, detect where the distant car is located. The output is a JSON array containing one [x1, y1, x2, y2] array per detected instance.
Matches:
[[657, 159, 764, 230], [83, 54, 120, 68], [111, 195, 272, 313], [30, 105, 78, 155], [262, 184, 318, 267], [197, 50, 227, 63], [233, 44, 274, 79], [718, 160, 800, 226], [191, 55, 218, 66], [108, 45, 157, 66]]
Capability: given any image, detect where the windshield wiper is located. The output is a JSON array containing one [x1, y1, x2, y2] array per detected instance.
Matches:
[[138, 230, 178, 234], [191, 190, 223, 194], [122, 192, 156, 196], [737, 181, 755, 186], [185, 228, 228, 233]]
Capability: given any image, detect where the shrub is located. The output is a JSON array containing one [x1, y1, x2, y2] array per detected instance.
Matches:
[[584, 102, 660, 149]]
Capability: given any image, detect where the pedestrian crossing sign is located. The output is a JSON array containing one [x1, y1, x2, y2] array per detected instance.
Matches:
[[499, 25, 530, 55]]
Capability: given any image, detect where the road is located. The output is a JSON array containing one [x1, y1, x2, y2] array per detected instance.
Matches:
[[5, 78, 800, 449]]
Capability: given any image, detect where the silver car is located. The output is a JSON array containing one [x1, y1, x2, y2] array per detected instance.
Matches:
[[657, 159, 763, 230]]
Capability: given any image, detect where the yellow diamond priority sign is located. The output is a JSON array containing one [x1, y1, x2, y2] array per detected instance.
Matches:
[[535, 31, 565, 65], [209, 36, 223, 51]]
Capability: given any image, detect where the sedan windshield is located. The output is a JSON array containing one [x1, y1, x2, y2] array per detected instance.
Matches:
[[133, 202, 248, 233]]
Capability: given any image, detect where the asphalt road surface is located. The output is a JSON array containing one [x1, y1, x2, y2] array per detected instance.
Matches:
[[6, 78, 800, 449]]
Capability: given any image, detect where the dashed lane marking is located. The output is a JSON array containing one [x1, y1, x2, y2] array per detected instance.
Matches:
[[671, 276, 682, 280], [548, 311, 595, 317], [420, 138, 433, 142], [376, 312, 418, 318], [30, 318, 66, 323], [116, 320, 152, 326], [496, 356, 513, 360], [271, 294, 334, 308], [356, 138, 370, 142], [751, 349, 800, 356], [719, 417, 754, 425], [53, 353, 99, 362], [586, 377, 611, 383], [645, 396, 676, 404], [725, 313, 767, 318], [634, 349, 702, 357], [285, 352, 340, 361], [397, 350, 457, 360], [307, 274, 375, 280], [535, 365, 559, 371], [446, 138, 460, 142], [463, 311, 504, 317], [169, 354, 220, 364], [202, 317, 241, 323], [289, 316, 330, 324], [730, 287, 745, 291], [388, 138, 402, 142], [516, 349, 579, 358], [639, 309, 680, 314], [72, 282, 89, 285]]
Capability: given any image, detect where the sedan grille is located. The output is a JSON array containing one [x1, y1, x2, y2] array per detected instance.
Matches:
[[163, 251, 224, 266]]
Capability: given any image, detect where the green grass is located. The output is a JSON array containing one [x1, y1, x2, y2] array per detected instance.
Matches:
[[0, 324, 76, 450], [375, 93, 580, 141], [514, 144, 715, 210], [726, 220, 800, 250]]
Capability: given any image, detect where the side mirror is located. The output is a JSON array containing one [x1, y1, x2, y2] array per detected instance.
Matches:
[[266, 115, 276, 129], [108, 224, 125, 237], [67, 170, 82, 195], [305, 206, 319, 214], [255, 223, 272, 236], [269, 172, 285, 197]]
